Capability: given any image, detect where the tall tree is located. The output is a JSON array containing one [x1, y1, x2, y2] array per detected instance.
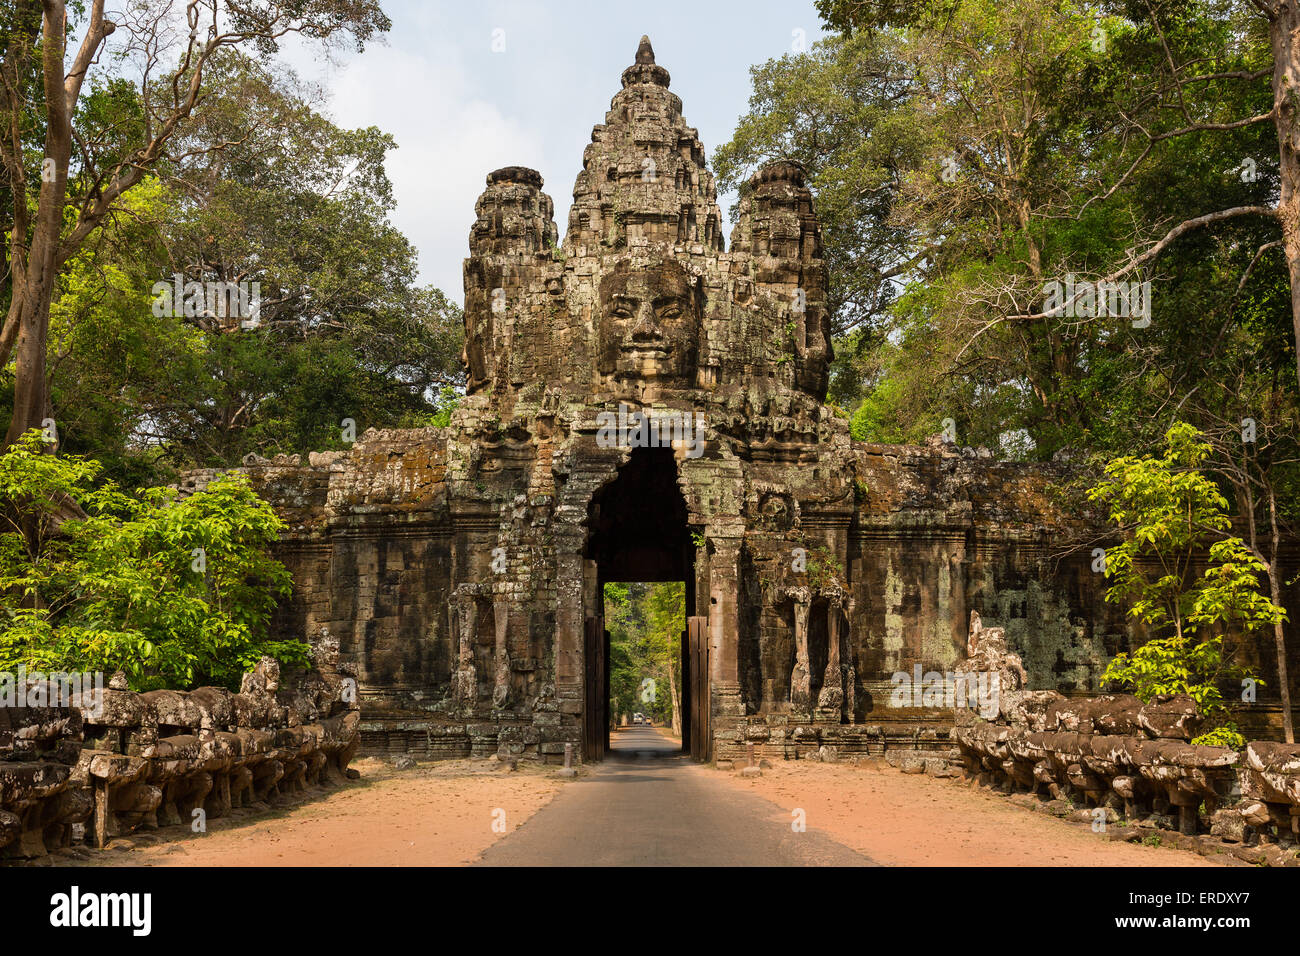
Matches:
[[1, 49, 462, 481], [0, 0, 389, 447], [817, 0, 1300, 394], [644, 581, 685, 735], [1088, 422, 1287, 740]]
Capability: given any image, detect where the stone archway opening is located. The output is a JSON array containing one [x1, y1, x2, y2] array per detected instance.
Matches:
[[584, 446, 699, 760]]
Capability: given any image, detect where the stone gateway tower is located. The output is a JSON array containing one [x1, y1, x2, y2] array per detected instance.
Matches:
[[452, 33, 847, 759], [454, 35, 851, 760], [222, 38, 1298, 763]]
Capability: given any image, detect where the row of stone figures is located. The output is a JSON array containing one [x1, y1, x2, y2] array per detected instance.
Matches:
[[956, 689, 1300, 846], [0, 647, 360, 858]]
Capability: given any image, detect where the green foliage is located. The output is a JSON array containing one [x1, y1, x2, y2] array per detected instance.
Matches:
[[1089, 423, 1286, 639], [604, 581, 685, 727], [1101, 634, 1242, 715], [720, 0, 1291, 473], [800, 544, 845, 591], [1191, 723, 1247, 750], [643, 580, 686, 726], [404, 386, 460, 429], [849, 374, 912, 443], [0, 430, 303, 690], [1089, 423, 1280, 717]]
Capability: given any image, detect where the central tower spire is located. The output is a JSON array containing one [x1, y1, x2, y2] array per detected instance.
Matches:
[[621, 34, 670, 88], [563, 36, 723, 252]]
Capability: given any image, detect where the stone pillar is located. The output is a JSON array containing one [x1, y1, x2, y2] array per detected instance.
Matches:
[[844, 596, 857, 723], [492, 597, 511, 709], [451, 588, 478, 707], [707, 536, 746, 737], [708, 538, 741, 686], [817, 587, 845, 714], [787, 586, 812, 711], [552, 531, 586, 699]]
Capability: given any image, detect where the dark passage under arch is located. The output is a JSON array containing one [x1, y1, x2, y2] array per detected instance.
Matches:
[[583, 447, 702, 760]]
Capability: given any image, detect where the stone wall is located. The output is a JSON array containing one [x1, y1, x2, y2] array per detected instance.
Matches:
[[221, 423, 1298, 765]]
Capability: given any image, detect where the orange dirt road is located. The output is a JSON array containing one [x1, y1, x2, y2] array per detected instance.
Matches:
[[57, 736, 1222, 867], [76, 757, 563, 867], [723, 756, 1221, 867]]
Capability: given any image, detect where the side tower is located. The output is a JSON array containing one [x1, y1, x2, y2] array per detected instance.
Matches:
[[462, 166, 560, 397], [730, 160, 832, 399]]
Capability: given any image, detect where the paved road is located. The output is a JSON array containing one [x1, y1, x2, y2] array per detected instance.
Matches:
[[476, 726, 876, 866]]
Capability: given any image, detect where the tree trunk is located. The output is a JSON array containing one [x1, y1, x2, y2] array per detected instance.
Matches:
[[4, 2, 70, 447], [1268, 588, 1293, 743], [1269, 488, 1295, 743], [1270, 0, 1300, 394], [5, 291, 54, 447], [667, 661, 681, 737]]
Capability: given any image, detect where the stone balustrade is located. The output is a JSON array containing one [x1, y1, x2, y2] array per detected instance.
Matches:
[[0, 646, 359, 859], [956, 691, 1300, 845]]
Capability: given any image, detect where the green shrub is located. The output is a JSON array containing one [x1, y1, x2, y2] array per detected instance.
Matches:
[[1090, 424, 1280, 740], [0, 430, 304, 690], [1191, 723, 1247, 750]]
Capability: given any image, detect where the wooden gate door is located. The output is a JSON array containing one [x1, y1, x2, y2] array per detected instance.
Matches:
[[679, 628, 690, 755], [603, 627, 611, 755], [687, 615, 710, 762], [583, 616, 606, 761]]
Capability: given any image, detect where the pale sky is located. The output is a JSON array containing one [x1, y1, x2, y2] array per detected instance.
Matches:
[[279, 0, 827, 302]]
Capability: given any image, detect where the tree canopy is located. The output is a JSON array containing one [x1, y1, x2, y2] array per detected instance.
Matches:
[[2, 50, 463, 486]]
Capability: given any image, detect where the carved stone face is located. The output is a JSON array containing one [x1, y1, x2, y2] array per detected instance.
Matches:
[[597, 260, 700, 387]]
